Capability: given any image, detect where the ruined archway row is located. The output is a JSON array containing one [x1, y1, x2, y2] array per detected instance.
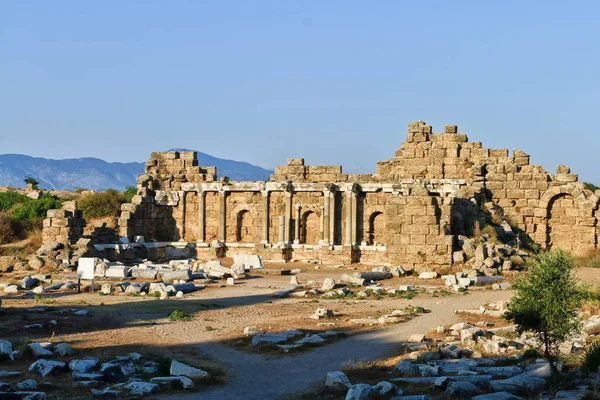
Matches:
[[42, 121, 600, 269]]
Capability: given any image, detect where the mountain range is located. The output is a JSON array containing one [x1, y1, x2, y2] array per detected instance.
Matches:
[[0, 151, 273, 191]]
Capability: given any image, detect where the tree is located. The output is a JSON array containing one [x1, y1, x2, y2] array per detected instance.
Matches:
[[505, 250, 581, 374], [23, 176, 39, 190]]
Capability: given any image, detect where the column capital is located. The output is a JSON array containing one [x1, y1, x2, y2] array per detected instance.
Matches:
[[295, 204, 302, 210], [284, 191, 293, 198], [261, 189, 270, 197], [218, 190, 227, 197]]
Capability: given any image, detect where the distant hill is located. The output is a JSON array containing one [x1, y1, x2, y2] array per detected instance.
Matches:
[[0, 152, 273, 191]]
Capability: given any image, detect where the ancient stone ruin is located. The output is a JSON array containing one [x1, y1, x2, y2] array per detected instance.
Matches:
[[42, 121, 599, 270]]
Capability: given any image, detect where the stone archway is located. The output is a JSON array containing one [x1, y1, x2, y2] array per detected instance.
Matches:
[[236, 210, 253, 243], [368, 212, 386, 245], [547, 194, 577, 252], [302, 211, 320, 244]]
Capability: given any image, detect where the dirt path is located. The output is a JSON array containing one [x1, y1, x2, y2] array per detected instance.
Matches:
[[156, 289, 513, 400]]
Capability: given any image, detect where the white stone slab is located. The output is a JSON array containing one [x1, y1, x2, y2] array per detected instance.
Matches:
[[233, 255, 263, 270], [77, 258, 97, 280], [105, 266, 131, 278]]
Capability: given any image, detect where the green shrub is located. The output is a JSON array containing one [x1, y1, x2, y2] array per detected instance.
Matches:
[[505, 250, 582, 374], [78, 189, 125, 219], [168, 309, 191, 321], [123, 186, 137, 203], [0, 192, 29, 211], [584, 182, 600, 192], [12, 193, 63, 221], [583, 340, 600, 373]]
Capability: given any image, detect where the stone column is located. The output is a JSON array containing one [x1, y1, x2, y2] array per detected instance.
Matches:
[[330, 191, 336, 245], [179, 191, 186, 241], [344, 190, 353, 246], [294, 204, 301, 244], [278, 216, 285, 244], [218, 190, 227, 242], [323, 191, 330, 244], [197, 191, 206, 243], [351, 191, 358, 246], [284, 191, 292, 243], [261, 190, 269, 244]]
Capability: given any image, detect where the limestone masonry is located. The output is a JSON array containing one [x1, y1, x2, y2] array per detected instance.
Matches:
[[43, 121, 599, 270]]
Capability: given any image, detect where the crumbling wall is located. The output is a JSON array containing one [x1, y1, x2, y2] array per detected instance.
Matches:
[[42, 201, 85, 245]]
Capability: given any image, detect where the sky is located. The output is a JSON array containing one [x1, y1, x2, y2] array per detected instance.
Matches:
[[1, 1, 599, 182]]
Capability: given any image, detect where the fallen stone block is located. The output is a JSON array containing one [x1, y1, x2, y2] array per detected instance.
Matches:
[[251, 334, 289, 346], [28, 343, 53, 358], [232, 254, 263, 270], [345, 383, 374, 400], [418, 271, 439, 279], [4, 285, 18, 294], [130, 268, 158, 280], [53, 343, 73, 356], [353, 271, 391, 281], [488, 376, 546, 397], [0, 340, 14, 361], [72, 372, 105, 381], [310, 308, 333, 320], [16, 379, 37, 390], [159, 269, 191, 283], [170, 360, 210, 380], [325, 371, 351, 390], [372, 381, 400, 397], [150, 376, 193, 389], [29, 359, 66, 378], [341, 274, 365, 286], [474, 366, 523, 379], [105, 266, 130, 278], [123, 381, 159, 395], [446, 381, 479, 399]]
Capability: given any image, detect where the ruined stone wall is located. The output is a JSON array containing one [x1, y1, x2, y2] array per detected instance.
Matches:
[[204, 192, 220, 243], [226, 192, 262, 243], [42, 201, 85, 245], [42, 121, 598, 267]]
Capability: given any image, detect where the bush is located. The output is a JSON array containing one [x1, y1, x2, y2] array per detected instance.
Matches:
[[78, 189, 125, 219], [0, 192, 30, 211], [123, 186, 137, 203], [0, 213, 26, 244], [505, 250, 582, 374], [12, 193, 63, 221], [582, 340, 600, 373], [168, 309, 191, 321]]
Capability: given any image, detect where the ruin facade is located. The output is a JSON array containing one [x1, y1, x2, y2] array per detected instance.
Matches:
[[44, 121, 599, 270]]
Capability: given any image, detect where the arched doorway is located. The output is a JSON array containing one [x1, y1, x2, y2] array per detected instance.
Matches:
[[236, 210, 252, 242], [368, 212, 386, 245], [302, 211, 320, 244], [547, 194, 576, 252]]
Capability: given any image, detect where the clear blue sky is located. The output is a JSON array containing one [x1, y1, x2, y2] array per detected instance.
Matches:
[[1, 1, 599, 182]]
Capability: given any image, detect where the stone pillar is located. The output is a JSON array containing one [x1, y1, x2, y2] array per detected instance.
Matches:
[[284, 191, 292, 243], [330, 191, 336, 245], [323, 191, 331, 244], [261, 190, 269, 244], [218, 190, 227, 242], [278, 215, 285, 244], [351, 191, 358, 246], [319, 206, 325, 243], [179, 191, 186, 241], [344, 190, 353, 246], [294, 204, 301, 244], [197, 191, 205, 243]]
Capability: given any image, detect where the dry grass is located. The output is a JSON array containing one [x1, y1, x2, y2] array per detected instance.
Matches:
[[576, 249, 600, 269]]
